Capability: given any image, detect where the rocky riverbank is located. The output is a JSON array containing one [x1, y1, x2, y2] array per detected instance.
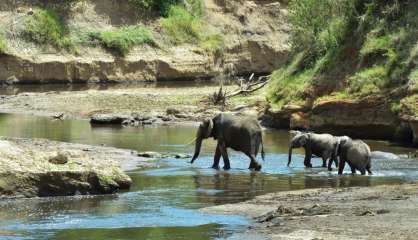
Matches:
[[0, 137, 155, 198], [0, 0, 290, 83], [202, 183, 418, 239]]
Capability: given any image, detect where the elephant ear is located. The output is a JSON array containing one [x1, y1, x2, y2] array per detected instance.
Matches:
[[203, 119, 213, 138], [300, 133, 310, 146]]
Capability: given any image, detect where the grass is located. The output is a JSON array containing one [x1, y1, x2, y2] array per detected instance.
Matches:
[[23, 9, 73, 50], [268, 0, 418, 108], [348, 65, 387, 96], [161, 4, 223, 52], [0, 33, 6, 54], [92, 26, 156, 55], [401, 94, 418, 117], [161, 6, 201, 45]]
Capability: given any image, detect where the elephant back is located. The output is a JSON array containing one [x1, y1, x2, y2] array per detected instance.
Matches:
[[346, 140, 371, 170]]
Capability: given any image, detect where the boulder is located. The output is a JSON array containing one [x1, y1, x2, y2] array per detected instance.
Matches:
[[0, 138, 132, 198], [90, 114, 130, 125]]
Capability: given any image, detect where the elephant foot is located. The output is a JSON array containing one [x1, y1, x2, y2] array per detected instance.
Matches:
[[305, 164, 313, 168], [327, 167, 333, 171], [211, 165, 220, 170], [223, 165, 231, 170], [322, 164, 327, 168], [254, 165, 262, 171]]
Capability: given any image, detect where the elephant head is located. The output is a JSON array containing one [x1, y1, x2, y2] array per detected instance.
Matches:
[[288, 132, 310, 166], [191, 118, 214, 163]]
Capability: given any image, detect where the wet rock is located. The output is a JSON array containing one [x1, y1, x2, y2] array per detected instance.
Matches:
[[166, 107, 182, 115], [90, 114, 130, 125], [137, 151, 163, 158], [174, 153, 192, 159], [48, 152, 68, 164]]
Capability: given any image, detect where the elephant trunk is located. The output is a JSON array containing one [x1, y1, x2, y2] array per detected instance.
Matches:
[[288, 146, 293, 166], [191, 134, 203, 164]]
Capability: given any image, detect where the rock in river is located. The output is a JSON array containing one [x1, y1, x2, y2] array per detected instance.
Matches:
[[0, 138, 134, 198]]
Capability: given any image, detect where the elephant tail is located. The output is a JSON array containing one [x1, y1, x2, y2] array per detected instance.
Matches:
[[261, 138, 265, 161]]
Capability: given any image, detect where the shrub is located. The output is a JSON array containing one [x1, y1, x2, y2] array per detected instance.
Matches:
[[161, 6, 202, 44], [201, 33, 224, 52], [23, 9, 72, 49], [129, 0, 177, 16], [93, 26, 155, 55], [348, 65, 388, 95]]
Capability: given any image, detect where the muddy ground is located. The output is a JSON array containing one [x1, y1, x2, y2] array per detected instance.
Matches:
[[203, 183, 418, 239], [0, 84, 266, 121]]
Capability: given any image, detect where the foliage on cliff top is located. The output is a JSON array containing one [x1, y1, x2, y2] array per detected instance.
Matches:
[[268, 0, 418, 107], [129, 0, 177, 16], [23, 9, 73, 50], [91, 26, 156, 56], [161, 4, 223, 52]]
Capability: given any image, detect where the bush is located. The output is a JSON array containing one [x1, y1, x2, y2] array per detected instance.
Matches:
[[348, 65, 387, 95], [161, 6, 202, 44], [288, 0, 356, 63], [23, 9, 72, 49], [267, 53, 313, 108], [93, 26, 156, 55], [129, 0, 177, 16]]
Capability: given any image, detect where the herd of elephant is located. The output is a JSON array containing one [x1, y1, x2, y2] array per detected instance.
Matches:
[[190, 113, 372, 175]]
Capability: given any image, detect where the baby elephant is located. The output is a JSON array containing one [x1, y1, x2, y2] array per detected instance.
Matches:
[[335, 136, 372, 175]]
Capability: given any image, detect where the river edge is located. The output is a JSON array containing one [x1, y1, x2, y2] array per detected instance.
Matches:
[[0, 137, 157, 199], [202, 182, 418, 240]]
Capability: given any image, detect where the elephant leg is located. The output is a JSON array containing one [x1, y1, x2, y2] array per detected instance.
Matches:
[[248, 154, 262, 171], [328, 155, 337, 171], [219, 143, 231, 170], [366, 163, 372, 175], [304, 149, 313, 168], [360, 169, 366, 175], [338, 158, 346, 175], [212, 143, 221, 169], [322, 157, 327, 168], [350, 166, 357, 175]]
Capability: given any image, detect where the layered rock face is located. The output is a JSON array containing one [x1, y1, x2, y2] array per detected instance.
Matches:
[[0, 0, 290, 83], [0, 138, 133, 198], [262, 96, 413, 143]]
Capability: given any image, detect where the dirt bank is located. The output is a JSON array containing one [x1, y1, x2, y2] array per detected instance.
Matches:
[[203, 183, 418, 239], [0, 0, 290, 83], [0, 137, 155, 198]]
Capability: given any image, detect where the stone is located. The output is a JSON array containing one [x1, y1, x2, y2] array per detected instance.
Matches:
[[48, 152, 69, 164], [90, 114, 130, 125], [137, 151, 162, 158]]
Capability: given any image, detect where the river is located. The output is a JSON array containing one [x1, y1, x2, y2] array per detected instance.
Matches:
[[0, 92, 417, 239]]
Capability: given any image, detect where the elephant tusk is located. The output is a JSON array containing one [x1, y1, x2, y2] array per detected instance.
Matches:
[[185, 137, 197, 146]]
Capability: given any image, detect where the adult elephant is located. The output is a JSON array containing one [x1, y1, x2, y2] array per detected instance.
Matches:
[[190, 113, 265, 171], [288, 132, 338, 170], [335, 136, 372, 175]]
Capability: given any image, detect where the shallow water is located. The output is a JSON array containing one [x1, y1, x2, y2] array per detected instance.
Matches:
[[0, 113, 416, 240]]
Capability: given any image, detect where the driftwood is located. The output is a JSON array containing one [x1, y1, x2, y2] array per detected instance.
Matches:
[[226, 74, 271, 98], [209, 74, 271, 105]]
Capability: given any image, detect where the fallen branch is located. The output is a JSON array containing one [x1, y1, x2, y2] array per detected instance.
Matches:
[[225, 74, 271, 98]]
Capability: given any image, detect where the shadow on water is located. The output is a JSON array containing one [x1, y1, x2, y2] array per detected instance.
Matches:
[[0, 113, 416, 239]]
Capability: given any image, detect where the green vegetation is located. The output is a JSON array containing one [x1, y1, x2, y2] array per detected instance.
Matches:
[[268, 0, 418, 108], [23, 9, 73, 49], [0, 32, 6, 54], [161, 3, 223, 52], [129, 0, 177, 16], [91, 26, 156, 55]]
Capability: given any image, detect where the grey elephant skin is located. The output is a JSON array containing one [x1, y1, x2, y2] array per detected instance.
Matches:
[[336, 136, 372, 175], [191, 113, 265, 171], [288, 132, 338, 170]]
